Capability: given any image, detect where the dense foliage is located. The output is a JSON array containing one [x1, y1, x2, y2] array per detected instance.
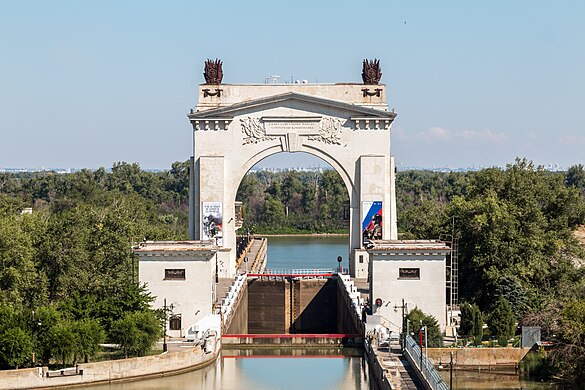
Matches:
[[236, 170, 349, 234], [0, 162, 189, 368], [396, 159, 585, 385], [405, 307, 443, 348], [1, 158, 584, 385], [459, 303, 483, 342]]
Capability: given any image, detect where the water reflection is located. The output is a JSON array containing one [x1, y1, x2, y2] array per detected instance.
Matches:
[[89, 348, 369, 390], [439, 369, 559, 390]]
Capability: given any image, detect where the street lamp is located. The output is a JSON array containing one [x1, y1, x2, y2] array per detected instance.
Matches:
[[163, 298, 174, 353], [393, 298, 408, 350]]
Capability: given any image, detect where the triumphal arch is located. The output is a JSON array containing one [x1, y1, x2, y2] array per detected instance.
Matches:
[[188, 59, 398, 277]]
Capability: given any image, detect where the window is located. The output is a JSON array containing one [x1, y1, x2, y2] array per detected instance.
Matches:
[[399, 268, 420, 279], [169, 315, 181, 330], [359, 255, 364, 264], [164, 269, 185, 280]]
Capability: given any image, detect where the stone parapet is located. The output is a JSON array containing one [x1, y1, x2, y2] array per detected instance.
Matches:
[[0, 342, 219, 389], [195, 84, 390, 110]]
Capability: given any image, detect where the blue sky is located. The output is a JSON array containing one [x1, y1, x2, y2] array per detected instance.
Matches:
[[1, 1, 583, 170]]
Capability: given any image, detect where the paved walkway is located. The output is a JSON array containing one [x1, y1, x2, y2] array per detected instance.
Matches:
[[236, 238, 265, 273], [215, 238, 267, 307], [375, 343, 424, 390]]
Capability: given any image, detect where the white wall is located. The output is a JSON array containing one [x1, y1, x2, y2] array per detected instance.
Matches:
[[138, 253, 216, 337], [189, 84, 398, 277], [352, 249, 370, 278], [370, 253, 447, 332]]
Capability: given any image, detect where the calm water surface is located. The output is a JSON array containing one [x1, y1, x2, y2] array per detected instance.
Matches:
[[90, 348, 369, 390], [439, 370, 558, 390], [265, 235, 348, 270]]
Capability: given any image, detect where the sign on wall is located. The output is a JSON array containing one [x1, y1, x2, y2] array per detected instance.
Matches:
[[202, 202, 223, 246], [362, 201, 382, 246]]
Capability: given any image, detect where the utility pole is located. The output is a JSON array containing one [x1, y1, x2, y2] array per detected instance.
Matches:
[[419, 323, 424, 371], [450, 351, 454, 389], [31, 310, 35, 365], [163, 298, 174, 353], [393, 298, 408, 350]]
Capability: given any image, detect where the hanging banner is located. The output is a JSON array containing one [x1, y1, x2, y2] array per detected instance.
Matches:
[[362, 201, 383, 245], [202, 202, 223, 246]]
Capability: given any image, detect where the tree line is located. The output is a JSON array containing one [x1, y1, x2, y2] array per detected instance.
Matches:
[[1, 160, 585, 384], [0, 162, 189, 368]]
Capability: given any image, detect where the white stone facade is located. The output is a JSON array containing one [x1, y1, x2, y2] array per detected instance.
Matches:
[[368, 240, 450, 332], [188, 83, 398, 277], [135, 241, 218, 338]]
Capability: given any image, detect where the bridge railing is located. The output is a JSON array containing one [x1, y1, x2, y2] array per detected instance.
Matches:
[[217, 273, 247, 329], [259, 268, 335, 275], [404, 335, 450, 390]]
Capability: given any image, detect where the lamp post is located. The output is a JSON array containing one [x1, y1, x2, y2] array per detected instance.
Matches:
[[393, 298, 408, 350], [450, 351, 454, 389], [31, 310, 35, 365], [163, 298, 174, 353]]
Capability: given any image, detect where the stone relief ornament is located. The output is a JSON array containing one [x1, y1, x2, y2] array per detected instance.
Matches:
[[361, 58, 382, 85], [204, 58, 223, 84], [308, 117, 343, 145], [241, 117, 276, 144]]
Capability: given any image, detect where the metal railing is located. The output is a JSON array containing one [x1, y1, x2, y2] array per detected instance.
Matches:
[[257, 268, 335, 275], [404, 335, 449, 390]]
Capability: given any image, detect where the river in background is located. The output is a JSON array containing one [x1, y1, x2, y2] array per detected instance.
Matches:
[[264, 235, 348, 270]]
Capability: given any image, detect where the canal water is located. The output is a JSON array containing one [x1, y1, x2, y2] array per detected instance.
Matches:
[[89, 348, 368, 390], [89, 236, 555, 389]]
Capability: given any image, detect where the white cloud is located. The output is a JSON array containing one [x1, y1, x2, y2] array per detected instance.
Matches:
[[559, 135, 585, 145], [425, 126, 452, 140], [460, 129, 509, 144]]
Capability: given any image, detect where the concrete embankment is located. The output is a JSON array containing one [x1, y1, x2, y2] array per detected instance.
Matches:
[[428, 347, 530, 368], [0, 342, 219, 389]]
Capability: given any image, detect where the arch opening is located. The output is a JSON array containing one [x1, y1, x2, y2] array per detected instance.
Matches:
[[234, 151, 351, 271]]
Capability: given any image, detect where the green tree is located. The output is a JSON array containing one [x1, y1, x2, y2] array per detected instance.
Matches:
[[566, 164, 585, 190], [488, 297, 516, 345], [0, 327, 32, 369], [405, 308, 443, 347], [459, 303, 483, 340], [72, 318, 105, 363], [47, 320, 76, 368], [110, 311, 161, 358]]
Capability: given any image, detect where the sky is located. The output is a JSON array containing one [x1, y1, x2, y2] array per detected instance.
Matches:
[[0, 1, 584, 170]]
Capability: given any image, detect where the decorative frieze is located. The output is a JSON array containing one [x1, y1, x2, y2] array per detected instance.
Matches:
[[239, 115, 345, 146], [307, 117, 343, 145], [192, 118, 232, 131], [241, 117, 276, 144], [351, 117, 392, 130]]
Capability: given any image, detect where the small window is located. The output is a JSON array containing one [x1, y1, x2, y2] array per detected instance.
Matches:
[[359, 255, 364, 264], [164, 269, 185, 280], [399, 268, 420, 279], [169, 314, 181, 330]]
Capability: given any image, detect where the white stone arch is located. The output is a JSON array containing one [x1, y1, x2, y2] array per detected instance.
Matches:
[[188, 84, 398, 277], [234, 146, 357, 206]]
